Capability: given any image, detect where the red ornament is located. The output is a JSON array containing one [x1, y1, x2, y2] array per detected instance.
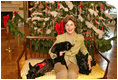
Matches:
[[13, 11, 18, 15], [53, 16, 55, 21], [57, 2, 60, 8], [45, 2, 47, 8], [40, 29, 43, 32], [30, 22, 33, 25], [40, 26, 43, 32], [90, 17, 93, 21], [102, 26, 104, 30], [95, 20, 98, 25], [40, 1, 43, 6], [100, 4, 105, 10], [47, 7, 49, 10], [78, 2, 82, 8], [54, 20, 65, 35]]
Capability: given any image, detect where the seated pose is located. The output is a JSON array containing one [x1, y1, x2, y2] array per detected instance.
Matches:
[[49, 15, 92, 79], [51, 41, 74, 69], [27, 41, 73, 79]]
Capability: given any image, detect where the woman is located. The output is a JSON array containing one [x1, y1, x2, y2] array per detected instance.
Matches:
[[49, 15, 92, 79]]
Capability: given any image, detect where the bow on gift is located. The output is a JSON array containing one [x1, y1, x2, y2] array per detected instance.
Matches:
[[3, 15, 9, 36], [54, 20, 65, 35], [38, 62, 47, 69]]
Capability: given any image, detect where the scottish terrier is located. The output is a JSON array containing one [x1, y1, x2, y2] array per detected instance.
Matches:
[[51, 41, 74, 69], [27, 58, 54, 79], [27, 41, 73, 79], [76, 52, 96, 75]]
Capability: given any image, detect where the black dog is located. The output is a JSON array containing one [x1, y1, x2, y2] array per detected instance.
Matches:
[[27, 58, 54, 79], [76, 52, 96, 75], [27, 41, 73, 79], [51, 41, 73, 69]]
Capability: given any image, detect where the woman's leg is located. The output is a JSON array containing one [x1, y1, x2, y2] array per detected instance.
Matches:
[[54, 62, 68, 79], [67, 62, 79, 79]]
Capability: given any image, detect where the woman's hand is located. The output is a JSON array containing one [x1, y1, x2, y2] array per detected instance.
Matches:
[[88, 59, 91, 70], [59, 51, 65, 56], [53, 51, 65, 57]]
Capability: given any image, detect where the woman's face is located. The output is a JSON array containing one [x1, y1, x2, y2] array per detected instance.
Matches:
[[65, 20, 76, 35]]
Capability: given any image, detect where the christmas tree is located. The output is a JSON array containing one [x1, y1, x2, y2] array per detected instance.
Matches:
[[7, 1, 116, 52]]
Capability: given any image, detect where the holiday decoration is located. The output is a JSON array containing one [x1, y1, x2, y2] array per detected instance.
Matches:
[[3, 15, 9, 36], [7, 1, 116, 52], [3, 15, 13, 52], [54, 20, 65, 35]]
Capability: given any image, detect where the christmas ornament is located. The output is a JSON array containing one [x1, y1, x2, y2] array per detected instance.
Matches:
[[13, 11, 18, 15], [46, 29, 51, 34], [88, 9, 98, 16], [50, 11, 58, 17], [34, 27, 38, 30], [31, 12, 43, 16], [30, 22, 33, 25], [45, 2, 47, 8], [32, 16, 44, 21], [95, 20, 98, 25], [100, 4, 105, 10], [78, 2, 82, 8], [85, 21, 94, 28], [85, 21, 104, 39], [58, 2, 60, 8], [102, 26, 104, 30], [60, 4, 68, 12], [44, 17, 50, 21], [78, 15, 84, 22], [40, 1, 43, 6], [65, 1, 73, 10], [90, 17, 93, 21]]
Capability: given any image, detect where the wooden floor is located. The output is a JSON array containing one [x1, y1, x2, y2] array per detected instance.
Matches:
[[1, 26, 117, 79]]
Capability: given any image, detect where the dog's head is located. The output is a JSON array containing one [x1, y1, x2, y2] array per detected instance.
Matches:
[[65, 41, 74, 50], [27, 63, 39, 79], [76, 54, 91, 75], [51, 41, 74, 53]]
